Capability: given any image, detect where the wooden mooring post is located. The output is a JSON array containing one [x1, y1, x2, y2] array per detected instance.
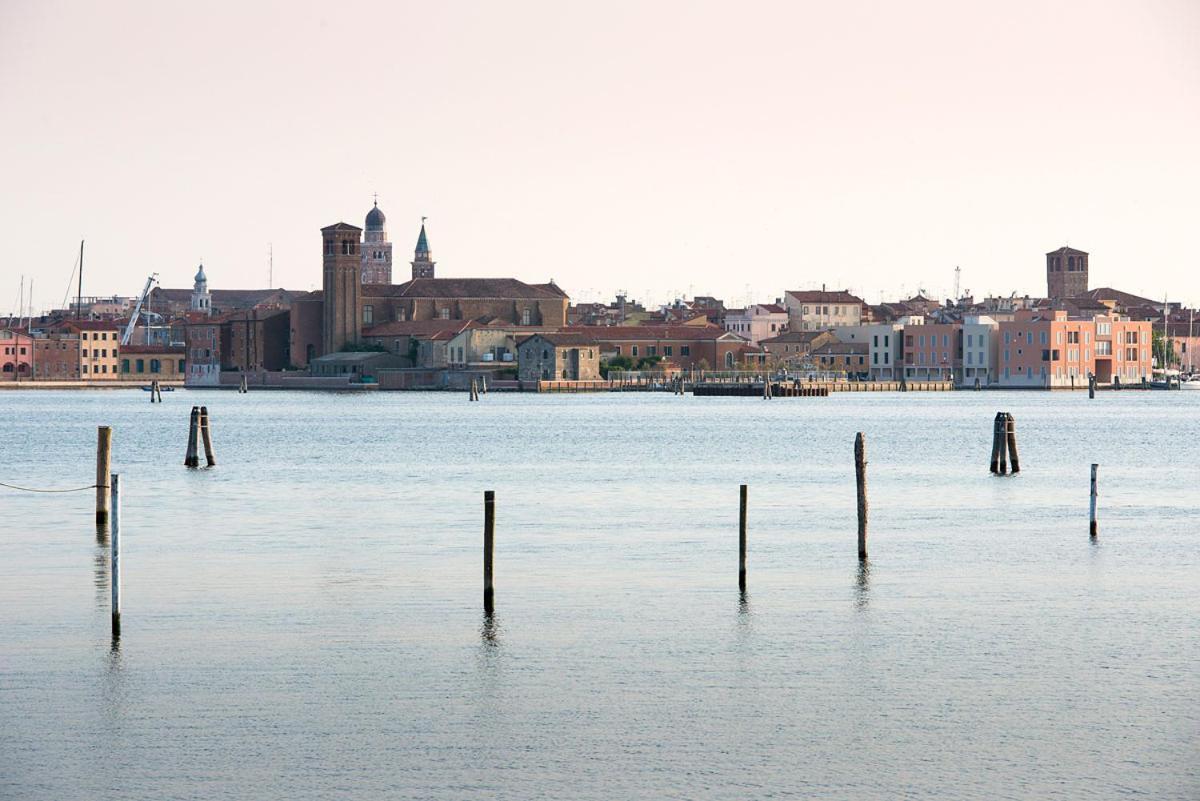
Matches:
[[95, 426, 112, 524], [1004, 413, 1020, 474], [1088, 373, 1096, 399], [989, 413, 1003, 474], [855, 433, 868, 560], [738, 484, 747, 591], [184, 406, 200, 468], [110, 472, 121, 637], [199, 406, 216, 467], [1090, 464, 1098, 538], [483, 490, 495, 614]]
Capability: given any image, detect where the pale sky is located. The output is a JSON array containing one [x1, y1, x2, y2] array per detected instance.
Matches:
[[2, 0, 1198, 314]]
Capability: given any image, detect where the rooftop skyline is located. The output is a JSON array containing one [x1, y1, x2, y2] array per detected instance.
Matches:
[[2, 0, 1198, 313]]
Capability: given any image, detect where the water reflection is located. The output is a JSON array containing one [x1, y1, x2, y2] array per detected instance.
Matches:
[[479, 613, 501, 648], [94, 524, 109, 608], [736, 590, 753, 638], [854, 559, 871, 612]]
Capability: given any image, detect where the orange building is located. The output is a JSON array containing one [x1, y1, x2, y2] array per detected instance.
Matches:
[[997, 310, 1150, 388]]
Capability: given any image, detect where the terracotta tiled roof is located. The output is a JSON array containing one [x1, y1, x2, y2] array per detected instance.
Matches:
[[760, 330, 835, 345], [562, 324, 740, 341], [811, 341, 868, 355], [1082, 287, 1160, 308], [363, 278, 569, 300], [517, 332, 598, 347], [785, 289, 865, 304], [1047, 246, 1088, 256]]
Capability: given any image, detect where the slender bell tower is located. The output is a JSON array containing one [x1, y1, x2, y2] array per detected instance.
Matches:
[[322, 222, 363, 354], [411, 219, 435, 280], [361, 199, 392, 284]]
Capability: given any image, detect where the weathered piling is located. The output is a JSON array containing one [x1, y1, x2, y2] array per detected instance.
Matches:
[[974, 377, 981, 391], [95, 426, 112, 524], [481, 375, 488, 394], [738, 484, 747, 590], [199, 406, 216, 467], [989, 413, 1002, 474], [483, 490, 495, 615], [1088, 373, 1096, 399], [855, 433, 868, 560], [110, 472, 121, 637], [1004, 413, 1020, 474], [1090, 464, 1098, 537], [184, 406, 200, 468]]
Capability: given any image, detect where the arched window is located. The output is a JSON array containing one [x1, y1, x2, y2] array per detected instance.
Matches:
[[724, 352, 734, 368]]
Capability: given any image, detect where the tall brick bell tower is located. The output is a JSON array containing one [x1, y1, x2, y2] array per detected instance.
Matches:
[[1046, 246, 1088, 299], [322, 222, 363, 354]]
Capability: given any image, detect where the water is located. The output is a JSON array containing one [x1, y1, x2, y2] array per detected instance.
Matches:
[[1, 389, 1197, 800]]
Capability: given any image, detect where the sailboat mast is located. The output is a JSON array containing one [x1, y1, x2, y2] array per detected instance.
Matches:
[[77, 239, 84, 319]]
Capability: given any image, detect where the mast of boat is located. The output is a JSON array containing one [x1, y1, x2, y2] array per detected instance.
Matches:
[[76, 239, 84, 320]]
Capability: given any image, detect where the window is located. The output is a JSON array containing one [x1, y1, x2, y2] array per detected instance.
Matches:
[[136, 359, 145, 373], [521, 309, 531, 326], [680, 346, 690, 357], [631, 346, 639, 357], [178, 360, 185, 371], [1067, 331, 1079, 344], [1042, 331, 1049, 345], [363, 305, 374, 325], [664, 346, 673, 356], [438, 308, 450, 320], [647, 346, 657, 356], [150, 359, 160, 373], [121, 359, 130, 373]]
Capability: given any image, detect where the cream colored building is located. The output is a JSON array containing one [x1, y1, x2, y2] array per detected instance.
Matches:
[[784, 288, 865, 331]]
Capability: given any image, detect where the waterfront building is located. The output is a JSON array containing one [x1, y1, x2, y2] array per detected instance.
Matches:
[[120, 345, 186, 380], [783, 287, 864, 331], [996, 310, 1152, 387], [309, 350, 407, 379], [564, 324, 752, 370], [810, 341, 869, 379], [833, 323, 907, 381], [185, 317, 227, 386], [0, 329, 34, 380], [517, 333, 602, 381], [759, 330, 838, 368], [31, 333, 80, 380], [903, 322, 961, 381], [1046, 246, 1089, 299], [960, 315, 1000, 387], [59, 320, 121, 380], [723, 304, 789, 344]]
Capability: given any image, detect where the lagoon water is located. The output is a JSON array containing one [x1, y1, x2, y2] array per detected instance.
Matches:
[[1, 389, 1198, 800]]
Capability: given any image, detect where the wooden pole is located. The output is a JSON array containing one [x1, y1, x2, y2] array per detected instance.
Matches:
[[1088, 373, 1095, 399], [997, 413, 1008, 475], [199, 406, 216, 466], [110, 472, 121, 637], [855, 433, 868, 560], [95, 426, 112, 524], [184, 406, 200, 467], [1090, 464, 1098, 537], [988, 412, 998, 474], [1005, 413, 1020, 474], [738, 484, 747, 591], [483, 490, 495, 615]]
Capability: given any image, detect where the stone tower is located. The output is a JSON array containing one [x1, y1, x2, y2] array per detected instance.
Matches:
[[1046, 246, 1088, 299], [411, 220, 436, 280], [322, 222, 363, 354], [361, 201, 392, 284], [190, 263, 212, 315]]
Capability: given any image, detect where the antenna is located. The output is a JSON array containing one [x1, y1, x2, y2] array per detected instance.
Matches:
[[954, 266, 961, 301]]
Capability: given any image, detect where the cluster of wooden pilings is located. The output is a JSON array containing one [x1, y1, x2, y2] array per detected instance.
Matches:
[[148, 380, 164, 402], [989, 412, 1021, 475], [237, 373, 249, 394], [468, 376, 487, 401], [184, 406, 216, 467]]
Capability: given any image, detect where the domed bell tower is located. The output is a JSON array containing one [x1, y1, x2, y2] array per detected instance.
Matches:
[[361, 199, 392, 284], [191, 263, 212, 315], [322, 222, 363, 354]]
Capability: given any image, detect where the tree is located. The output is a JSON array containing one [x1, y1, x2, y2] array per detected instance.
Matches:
[[1152, 329, 1177, 367]]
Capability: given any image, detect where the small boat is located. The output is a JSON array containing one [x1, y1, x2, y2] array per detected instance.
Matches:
[[140, 384, 175, 392], [1181, 376, 1200, 390]]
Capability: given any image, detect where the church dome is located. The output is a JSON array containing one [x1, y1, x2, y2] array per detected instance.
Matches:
[[365, 203, 386, 231], [194, 263, 207, 284]]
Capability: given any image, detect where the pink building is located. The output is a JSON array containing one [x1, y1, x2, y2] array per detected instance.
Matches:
[[902, 322, 961, 380], [723, 304, 789, 345], [1, 329, 34, 380], [997, 310, 1151, 388]]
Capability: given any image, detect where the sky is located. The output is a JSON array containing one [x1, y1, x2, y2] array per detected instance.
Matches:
[[2, 0, 1198, 314]]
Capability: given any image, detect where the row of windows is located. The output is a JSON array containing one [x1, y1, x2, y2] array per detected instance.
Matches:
[[614, 344, 691, 358], [801, 305, 855, 316], [119, 358, 184, 373], [2, 346, 28, 355]]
